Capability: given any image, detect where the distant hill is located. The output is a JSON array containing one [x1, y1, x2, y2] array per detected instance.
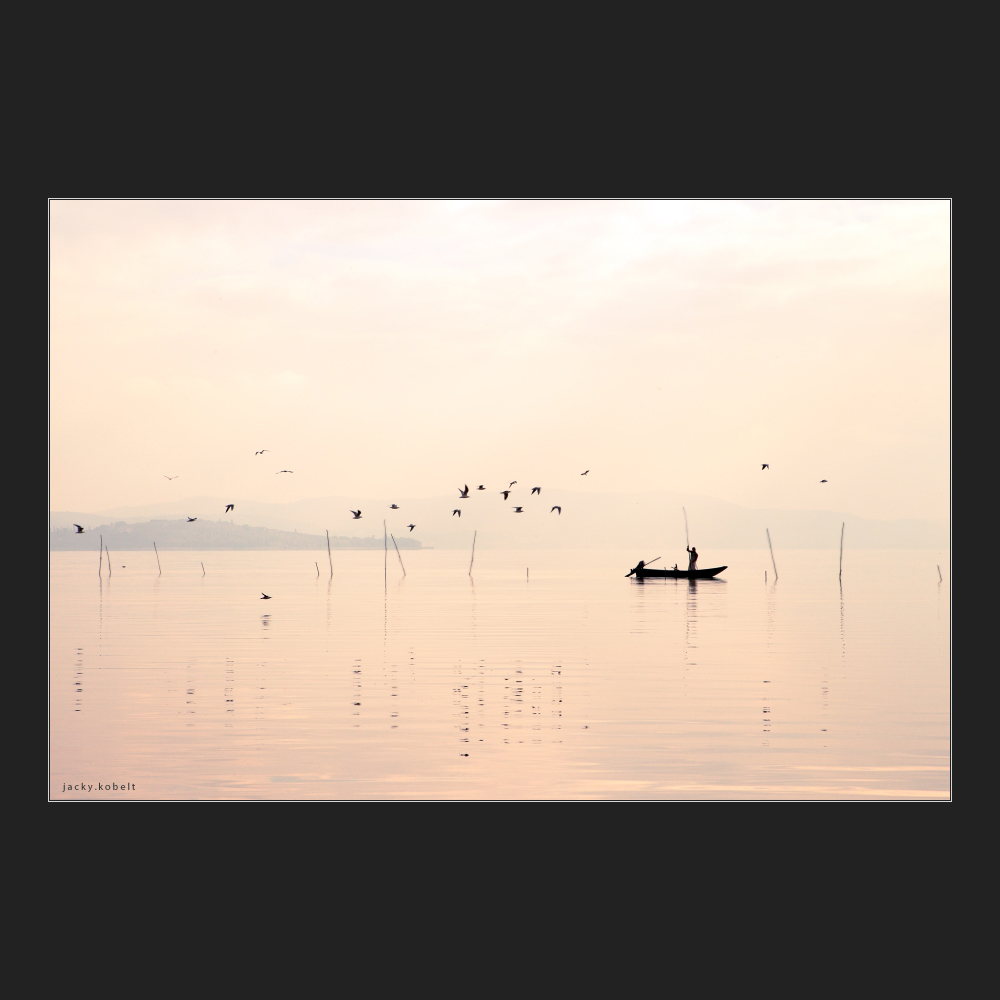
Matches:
[[50, 519, 424, 551], [52, 491, 949, 550]]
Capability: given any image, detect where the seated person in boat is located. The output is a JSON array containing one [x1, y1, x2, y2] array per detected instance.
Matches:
[[633, 559, 645, 575], [686, 546, 698, 570]]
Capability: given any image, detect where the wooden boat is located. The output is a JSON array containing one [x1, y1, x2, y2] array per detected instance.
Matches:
[[628, 565, 727, 579]]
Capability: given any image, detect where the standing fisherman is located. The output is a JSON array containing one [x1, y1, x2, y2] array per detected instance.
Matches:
[[686, 545, 699, 571]]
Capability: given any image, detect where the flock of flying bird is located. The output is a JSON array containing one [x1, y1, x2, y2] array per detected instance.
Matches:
[[346, 477, 579, 529], [69, 462, 830, 538]]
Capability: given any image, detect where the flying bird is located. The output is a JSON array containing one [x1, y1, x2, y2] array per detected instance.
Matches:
[[261, 593, 272, 600], [350, 510, 362, 519], [820, 479, 828, 483], [163, 475, 178, 481], [761, 464, 769, 470], [476, 485, 485, 490], [73, 524, 85, 533], [389, 504, 399, 509], [509, 481, 517, 488], [501, 490, 511, 500], [512, 506, 524, 513], [255, 450, 269, 456], [276, 470, 293, 474], [581, 470, 589, 476], [407, 524, 416, 532], [452, 509, 461, 517], [187, 517, 197, 522], [531, 487, 541, 495], [551, 506, 561, 514], [458, 485, 469, 497], [225, 504, 234, 512]]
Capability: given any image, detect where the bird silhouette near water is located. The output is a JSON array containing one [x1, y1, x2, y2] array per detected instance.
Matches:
[[501, 490, 511, 500], [261, 593, 272, 599], [73, 524, 84, 533], [407, 524, 416, 531], [581, 470, 589, 476], [389, 504, 399, 509], [476, 485, 485, 490], [531, 487, 541, 495], [452, 509, 462, 517], [350, 510, 362, 519], [820, 479, 828, 483], [551, 506, 561, 514], [255, 450, 269, 456], [512, 506, 523, 513], [164, 475, 178, 481], [509, 481, 517, 488], [276, 470, 293, 474], [187, 517, 197, 522], [458, 485, 469, 497], [225, 504, 234, 512], [761, 464, 769, 470]]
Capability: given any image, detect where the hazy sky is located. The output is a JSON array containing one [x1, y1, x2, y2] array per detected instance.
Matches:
[[50, 200, 949, 520]]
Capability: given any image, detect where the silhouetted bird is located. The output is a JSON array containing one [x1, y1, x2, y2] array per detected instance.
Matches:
[[581, 470, 589, 476], [225, 504, 234, 512], [261, 593, 272, 600], [512, 506, 524, 513], [551, 506, 561, 514], [187, 517, 197, 522], [276, 470, 293, 474], [452, 509, 461, 517], [163, 475, 178, 480], [73, 524, 84, 533], [389, 504, 399, 509], [476, 485, 485, 490], [458, 485, 469, 497], [761, 464, 769, 470], [531, 487, 541, 495], [501, 490, 511, 500], [350, 510, 362, 519], [820, 479, 828, 483], [509, 481, 517, 488], [255, 450, 269, 456], [407, 524, 416, 532]]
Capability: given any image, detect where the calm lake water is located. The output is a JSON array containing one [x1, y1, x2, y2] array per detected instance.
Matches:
[[50, 548, 950, 799]]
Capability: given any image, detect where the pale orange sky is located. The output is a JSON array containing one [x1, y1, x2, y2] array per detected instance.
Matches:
[[49, 200, 949, 520]]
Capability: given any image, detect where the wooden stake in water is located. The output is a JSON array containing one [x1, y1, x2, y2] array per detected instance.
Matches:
[[384, 520, 387, 587], [201, 561, 206, 576], [766, 528, 778, 581], [154, 541, 161, 576], [390, 534, 406, 576], [937, 565, 943, 583], [839, 522, 845, 581], [106, 543, 112, 577], [469, 531, 476, 576], [326, 530, 333, 579], [99, 535, 103, 577], [527, 567, 529, 581], [315, 561, 320, 577]]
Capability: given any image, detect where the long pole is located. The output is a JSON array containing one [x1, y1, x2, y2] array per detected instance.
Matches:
[[384, 520, 387, 587], [326, 530, 333, 579], [839, 522, 845, 582], [154, 541, 161, 576], [683, 508, 689, 548], [391, 534, 406, 576], [766, 528, 778, 581], [99, 535, 103, 577], [469, 530, 476, 576]]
